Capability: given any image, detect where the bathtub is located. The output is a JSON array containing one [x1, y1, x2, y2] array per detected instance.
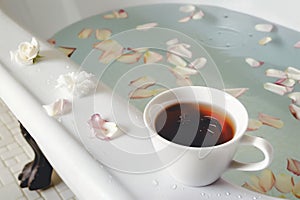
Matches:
[[0, 0, 299, 199]]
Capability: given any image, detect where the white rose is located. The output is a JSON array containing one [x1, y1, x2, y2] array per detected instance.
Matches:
[[10, 37, 40, 65]]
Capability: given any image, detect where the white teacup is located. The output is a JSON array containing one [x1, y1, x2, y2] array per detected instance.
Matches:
[[143, 86, 273, 186]]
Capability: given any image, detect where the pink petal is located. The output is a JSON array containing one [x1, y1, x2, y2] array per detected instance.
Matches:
[[129, 76, 156, 89], [167, 53, 187, 67], [258, 169, 275, 192], [264, 82, 292, 96], [93, 39, 123, 52], [168, 44, 192, 58], [255, 24, 274, 32], [292, 181, 300, 198], [103, 9, 128, 19], [288, 92, 300, 105], [247, 118, 263, 131], [136, 22, 158, 31], [242, 176, 265, 193], [117, 52, 143, 64], [275, 173, 294, 193], [258, 112, 284, 129], [289, 104, 300, 120], [192, 10, 204, 20], [129, 88, 166, 99], [143, 51, 163, 63], [286, 67, 300, 81], [47, 38, 56, 45], [95, 29, 112, 40], [178, 16, 192, 23], [265, 69, 287, 79], [57, 46, 76, 57], [224, 88, 249, 98], [189, 57, 207, 69], [87, 114, 120, 140], [245, 58, 264, 67], [275, 78, 296, 88], [179, 5, 196, 13], [294, 41, 300, 48], [259, 37, 272, 45], [78, 28, 93, 39]]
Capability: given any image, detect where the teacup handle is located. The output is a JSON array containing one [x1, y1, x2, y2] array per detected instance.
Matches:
[[229, 135, 273, 171]]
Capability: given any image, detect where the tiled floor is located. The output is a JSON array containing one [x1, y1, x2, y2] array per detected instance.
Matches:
[[0, 99, 77, 200]]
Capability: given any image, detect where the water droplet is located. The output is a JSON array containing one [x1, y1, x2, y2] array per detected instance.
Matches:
[[200, 192, 206, 196], [66, 65, 70, 69], [226, 192, 231, 196], [249, 33, 253, 37], [225, 43, 231, 48], [217, 193, 221, 197], [218, 31, 222, 35], [152, 179, 159, 186], [237, 195, 242, 199], [224, 15, 229, 18], [253, 197, 257, 200], [171, 184, 177, 190]]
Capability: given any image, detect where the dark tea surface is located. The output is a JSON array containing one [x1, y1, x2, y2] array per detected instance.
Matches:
[[154, 102, 235, 147]]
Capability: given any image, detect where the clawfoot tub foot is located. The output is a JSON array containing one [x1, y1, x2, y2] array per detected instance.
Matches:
[[18, 122, 53, 190]]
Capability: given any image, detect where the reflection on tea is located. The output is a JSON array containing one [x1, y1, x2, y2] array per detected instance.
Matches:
[[154, 102, 235, 147]]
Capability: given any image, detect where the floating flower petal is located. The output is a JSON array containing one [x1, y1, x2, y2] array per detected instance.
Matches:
[[129, 88, 166, 99], [275, 173, 294, 193], [288, 92, 300, 105], [259, 37, 272, 45], [136, 22, 158, 31], [168, 43, 192, 58], [178, 16, 192, 23], [56, 71, 96, 98], [286, 67, 300, 81], [255, 24, 274, 32], [176, 77, 193, 86], [242, 176, 265, 193], [294, 41, 300, 48], [94, 39, 124, 64], [224, 88, 249, 98], [167, 53, 187, 67], [78, 28, 93, 39], [192, 10, 204, 20], [58, 46, 76, 57], [258, 112, 284, 129], [258, 169, 275, 192], [95, 29, 112, 40], [47, 38, 56, 45], [292, 181, 300, 199], [264, 82, 292, 96], [189, 57, 207, 69], [166, 38, 179, 46], [275, 78, 296, 88], [103, 9, 128, 19], [129, 76, 156, 89], [170, 66, 198, 78], [265, 69, 287, 79], [289, 104, 300, 120], [43, 99, 72, 117], [245, 58, 264, 67], [247, 118, 263, 131], [87, 114, 120, 140], [117, 52, 143, 64], [143, 50, 163, 63], [179, 5, 196, 13]]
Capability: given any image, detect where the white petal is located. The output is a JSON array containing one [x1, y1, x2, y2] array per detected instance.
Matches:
[[129, 76, 156, 89], [289, 104, 300, 120], [78, 28, 93, 39], [168, 44, 192, 58], [255, 24, 274, 32], [178, 16, 191, 23], [57, 46, 76, 57], [95, 29, 112, 40], [286, 67, 300, 81], [288, 92, 300, 105], [136, 22, 158, 31], [265, 69, 287, 79], [275, 173, 294, 193], [170, 66, 198, 79], [258, 112, 284, 129], [275, 78, 296, 87], [143, 51, 163, 63], [192, 10, 204, 20], [264, 82, 292, 96], [176, 77, 193, 86], [259, 37, 272, 45], [189, 57, 207, 69], [43, 99, 72, 117], [167, 53, 187, 67], [179, 5, 196, 13], [245, 58, 264, 67], [101, 122, 121, 139], [247, 119, 263, 131], [129, 88, 166, 99], [224, 88, 249, 98], [117, 52, 142, 64], [166, 38, 179, 46], [31, 37, 39, 49]]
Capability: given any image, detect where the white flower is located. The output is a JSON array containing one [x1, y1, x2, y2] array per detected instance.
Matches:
[[43, 99, 72, 117], [56, 70, 96, 98], [10, 37, 40, 65]]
